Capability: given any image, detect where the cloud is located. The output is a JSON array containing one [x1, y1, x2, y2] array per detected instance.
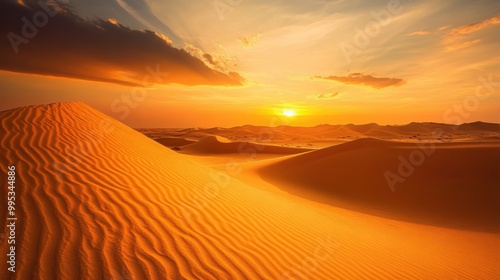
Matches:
[[446, 39, 481, 52], [315, 73, 406, 89], [239, 34, 262, 48], [307, 92, 342, 100], [438, 25, 452, 31], [203, 54, 218, 66], [0, 0, 245, 86], [183, 43, 234, 72], [442, 14, 500, 50], [408, 31, 429, 36], [447, 14, 500, 40], [114, 0, 182, 44]]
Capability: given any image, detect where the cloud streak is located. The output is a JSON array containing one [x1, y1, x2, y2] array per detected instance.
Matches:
[[315, 73, 405, 89], [443, 13, 500, 51], [408, 31, 429, 36], [0, 0, 245, 87], [445, 14, 500, 42], [307, 92, 342, 100]]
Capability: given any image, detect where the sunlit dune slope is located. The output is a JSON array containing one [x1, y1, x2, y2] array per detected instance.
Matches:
[[258, 138, 500, 232], [180, 135, 311, 155], [1, 102, 337, 279]]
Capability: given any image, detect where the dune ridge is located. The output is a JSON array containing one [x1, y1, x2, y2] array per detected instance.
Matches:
[[0, 103, 499, 279]]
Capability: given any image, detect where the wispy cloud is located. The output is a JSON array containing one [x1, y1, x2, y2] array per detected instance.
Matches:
[[438, 25, 452, 31], [446, 39, 482, 51], [307, 92, 342, 100], [446, 14, 500, 42], [408, 31, 429, 36], [442, 14, 500, 51], [315, 73, 406, 89], [0, 1, 245, 86]]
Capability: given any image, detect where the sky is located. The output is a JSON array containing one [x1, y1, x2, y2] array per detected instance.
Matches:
[[0, 0, 499, 127]]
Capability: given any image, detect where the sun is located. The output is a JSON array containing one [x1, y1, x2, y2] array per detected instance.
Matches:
[[283, 109, 296, 117]]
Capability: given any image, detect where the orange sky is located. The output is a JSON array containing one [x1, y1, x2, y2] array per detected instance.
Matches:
[[0, 0, 499, 127]]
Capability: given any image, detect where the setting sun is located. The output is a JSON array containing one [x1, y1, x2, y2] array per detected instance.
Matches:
[[283, 109, 296, 117]]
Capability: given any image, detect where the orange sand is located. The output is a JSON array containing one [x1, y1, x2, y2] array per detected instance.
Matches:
[[0, 103, 499, 279]]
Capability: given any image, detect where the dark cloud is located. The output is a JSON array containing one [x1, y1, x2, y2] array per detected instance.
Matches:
[[315, 73, 405, 89], [0, 0, 245, 86], [203, 53, 218, 66]]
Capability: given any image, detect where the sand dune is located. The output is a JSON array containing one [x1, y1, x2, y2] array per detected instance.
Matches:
[[2, 103, 338, 279], [1, 103, 499, 279], [180, 135, 311, 155], [153, 136, 196, 148], [258, 138, 500, 232], [457, 121, 500, 131]]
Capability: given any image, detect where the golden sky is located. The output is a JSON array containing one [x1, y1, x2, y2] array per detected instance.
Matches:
[[0, 0, 499, 127]]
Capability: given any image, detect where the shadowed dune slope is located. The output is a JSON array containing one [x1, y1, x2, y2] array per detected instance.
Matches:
[[180, 135, 311, 155], [154, 136, 196, 147], [258, 138, 500, 232]]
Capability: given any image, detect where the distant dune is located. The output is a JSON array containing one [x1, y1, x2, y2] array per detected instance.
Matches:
[[139, 122, 500, 148], [1, 103, 499, 279], [154, 136, 196, 147], [258, 138, 500, 232], [457, 121, 500, 131], [180, 135, 311, 155]]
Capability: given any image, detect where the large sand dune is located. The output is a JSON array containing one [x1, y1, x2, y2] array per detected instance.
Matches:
[[1, 103, 499, 279], [258, 138, 500, 232]]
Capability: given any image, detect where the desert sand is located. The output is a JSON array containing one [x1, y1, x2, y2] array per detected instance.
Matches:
[[1, 102, 500, 279]]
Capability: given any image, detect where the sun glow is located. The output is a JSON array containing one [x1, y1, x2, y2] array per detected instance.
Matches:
[[283, 109, 296, 117]]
